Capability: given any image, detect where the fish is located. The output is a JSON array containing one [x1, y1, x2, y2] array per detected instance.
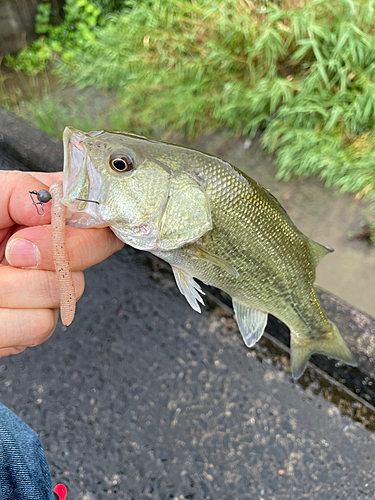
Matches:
[[61, 126, 356, 379]]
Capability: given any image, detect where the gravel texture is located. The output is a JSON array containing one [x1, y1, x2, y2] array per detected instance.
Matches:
[[0, 248, 375, 500]]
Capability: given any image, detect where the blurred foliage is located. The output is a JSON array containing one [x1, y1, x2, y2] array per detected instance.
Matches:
[[13, 91, 131, 137], [4, 0, 375, 199], [348, 217, 375, 244], [5, 0, 101, 73], [91, 0, 131, 14], [371, 223, 375, 243]]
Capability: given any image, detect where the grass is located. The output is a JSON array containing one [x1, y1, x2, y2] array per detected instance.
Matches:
[[2, 0, 375, 201]]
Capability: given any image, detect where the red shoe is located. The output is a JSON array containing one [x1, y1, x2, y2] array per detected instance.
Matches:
[[53, 484, 68, 500]]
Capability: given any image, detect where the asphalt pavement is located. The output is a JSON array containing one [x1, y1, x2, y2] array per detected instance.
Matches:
[[1, 109, 375, 500]]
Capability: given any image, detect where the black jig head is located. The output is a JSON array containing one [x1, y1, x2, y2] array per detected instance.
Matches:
[[29, 189, 52, 216]]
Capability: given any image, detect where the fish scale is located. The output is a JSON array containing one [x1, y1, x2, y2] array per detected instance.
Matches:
[[161, 167, 311, 319], [62, 127, 357, 379]]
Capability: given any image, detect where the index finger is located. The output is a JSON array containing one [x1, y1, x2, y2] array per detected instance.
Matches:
[[0, 171, 63, 229]]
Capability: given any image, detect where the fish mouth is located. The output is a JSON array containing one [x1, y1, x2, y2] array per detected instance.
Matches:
[[62, 127, 107, 228]]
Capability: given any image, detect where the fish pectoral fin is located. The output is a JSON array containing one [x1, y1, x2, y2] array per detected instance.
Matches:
[[194, 246, 239, 277], [232, 299, 268, 348], [290, 321, 357, 380], [172, 266, 205, 313], [159, 174, 212, 250], [308, 238, 334, 267]]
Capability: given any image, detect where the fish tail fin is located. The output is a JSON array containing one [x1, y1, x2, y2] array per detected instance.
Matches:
[[290, 321, 357, 380]]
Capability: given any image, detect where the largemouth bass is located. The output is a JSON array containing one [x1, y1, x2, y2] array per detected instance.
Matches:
[[62, 127, 356, 379]]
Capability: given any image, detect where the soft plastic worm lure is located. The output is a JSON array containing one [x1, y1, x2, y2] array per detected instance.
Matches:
[[30, 185, 100, 326], [49, 181, 76, 326]]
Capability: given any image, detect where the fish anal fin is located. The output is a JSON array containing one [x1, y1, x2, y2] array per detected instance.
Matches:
[[291, 321, 356, 380], [308, 238, 334, 267], [233, 299, 268, 348], [172, 266, 205, 313], [194, 246, 239, 277]]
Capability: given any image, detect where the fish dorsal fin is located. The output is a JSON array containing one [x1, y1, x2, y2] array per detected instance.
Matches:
[[159, 173, 212, 250], [172, 266, 205, 313], [308, 238, 334, 267], [232, 299, 268, 348], [194, 246, 239, 277]]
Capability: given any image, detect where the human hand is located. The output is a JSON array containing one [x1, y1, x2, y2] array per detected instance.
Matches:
[[0, 170, 124, 358]]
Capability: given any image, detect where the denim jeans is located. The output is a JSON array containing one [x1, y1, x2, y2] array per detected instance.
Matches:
[[0, 403, 54, 500]]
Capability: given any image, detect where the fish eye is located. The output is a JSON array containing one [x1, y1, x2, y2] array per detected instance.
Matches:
[[110, 154, 134, 172]]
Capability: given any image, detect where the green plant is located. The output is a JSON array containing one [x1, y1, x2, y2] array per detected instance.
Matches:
[[91, 0, 131, 15], [5, 0, 101, 73], [370, 223, 375, 243]]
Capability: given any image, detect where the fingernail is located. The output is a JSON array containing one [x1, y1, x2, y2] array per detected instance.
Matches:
[[5, 238, 41, 268]]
